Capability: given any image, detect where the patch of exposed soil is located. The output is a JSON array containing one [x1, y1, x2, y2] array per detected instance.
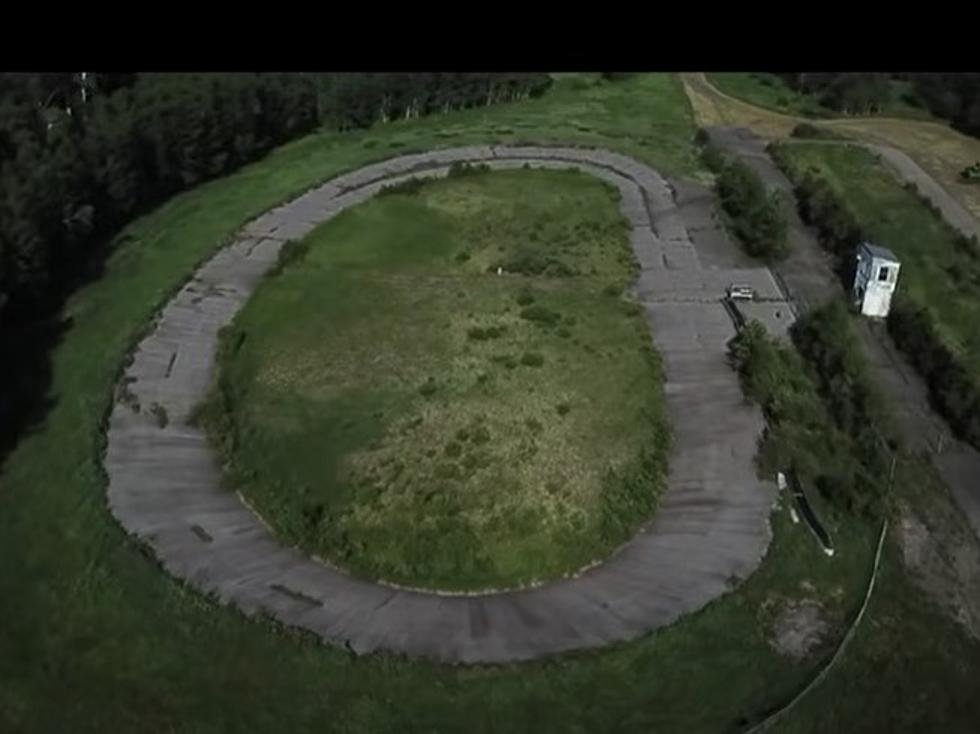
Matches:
[[898, 504, 980, 640], [767, 598, 830, 660]]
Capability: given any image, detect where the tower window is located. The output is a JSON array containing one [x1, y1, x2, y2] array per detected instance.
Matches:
[[878, 266, 890, 282]]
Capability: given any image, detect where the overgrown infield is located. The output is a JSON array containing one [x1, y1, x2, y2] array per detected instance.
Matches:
[[200, 167, 669, 590]]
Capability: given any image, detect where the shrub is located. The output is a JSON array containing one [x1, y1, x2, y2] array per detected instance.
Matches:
[[714, 158, 789, 261], [516, 289, 536, 306], [519, 305, 562, 326], [267, 238, 311, 278], [600, 72, 635, 82], [470, 425, 491, 444], [700, 142, 729, 173], [494, 249, 576, 277], [556, 402, 571, 416], [467, 325, 505, 341], [490, 354, 519, 370], [887, 297, 980, 449], [379, 177, 427, 197], [448, 161, 491, 178], [598, 445, 666, 543], [435, 463, 461, 480], [149, 403, 169, 429], [444, 441, 463, 458], [952, 233, 980, 261], [790, 122, 842, 140], [729, 310, 892, 517], [772, 152, 865, 285], [116, 379, 141, 414], [791, 301, 892, 445], [418, 378, 438, 397], [520, 352, 545, 367]]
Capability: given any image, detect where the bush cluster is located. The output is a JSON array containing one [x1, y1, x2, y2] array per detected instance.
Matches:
[[729, 303, 893, 517], [492, 248, 576, 277], [774, 146, 980, 450], [704, 148, 789, 261], [519, 305, 562, 326], [887, 297, 980, 448]]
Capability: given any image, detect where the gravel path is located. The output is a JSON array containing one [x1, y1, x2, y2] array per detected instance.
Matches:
[[104, 146, 782, 663]]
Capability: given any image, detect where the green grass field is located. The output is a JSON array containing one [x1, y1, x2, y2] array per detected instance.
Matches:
[[777, 452, 980, 734], [730, 309, 980, 732], [1, 72, 979, 732], [203, 167, 668, 590], [775, 142, 980, 377], [707, 73, 936, 122]]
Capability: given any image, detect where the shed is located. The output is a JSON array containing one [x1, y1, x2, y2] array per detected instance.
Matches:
[[852, 242, 900, 318]]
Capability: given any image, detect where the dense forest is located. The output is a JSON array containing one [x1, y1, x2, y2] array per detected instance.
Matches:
[[773, 73, 980, 136], [0, 71, 551, 457]]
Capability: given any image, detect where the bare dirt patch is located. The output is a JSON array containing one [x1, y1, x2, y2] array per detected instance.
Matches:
[[765, 597, 831, 661], [898, 504, 980, 640]]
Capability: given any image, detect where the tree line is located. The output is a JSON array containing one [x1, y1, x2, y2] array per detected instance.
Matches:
[[0, 72, 552, 320], [0, 73, 320, 320], [911, 73, 980, 138], [887, 299, 980, 448], [772, 145, 980, 451], [729, 300, 893, 517], [0, 71, 552, 459], [771, 150, 864, 284], [317, 73, 551, 130], [774, 73, 895, 116], [772, 73, 980, 137]]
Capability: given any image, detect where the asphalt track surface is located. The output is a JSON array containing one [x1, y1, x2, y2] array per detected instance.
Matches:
[[104, 146, 784, 664]]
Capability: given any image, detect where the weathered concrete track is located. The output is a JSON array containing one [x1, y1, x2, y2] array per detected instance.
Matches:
[[105, 146, 782, 663]]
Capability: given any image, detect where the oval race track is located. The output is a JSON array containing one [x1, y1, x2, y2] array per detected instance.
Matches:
[[104, 146, 782, 663]]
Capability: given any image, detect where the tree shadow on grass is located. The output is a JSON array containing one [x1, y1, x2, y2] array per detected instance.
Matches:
[[0, 218, 123, 472], [0, 314, 70, 470]]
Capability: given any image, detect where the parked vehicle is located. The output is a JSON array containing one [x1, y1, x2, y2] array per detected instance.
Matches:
[[727, 284, 756, 301]]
